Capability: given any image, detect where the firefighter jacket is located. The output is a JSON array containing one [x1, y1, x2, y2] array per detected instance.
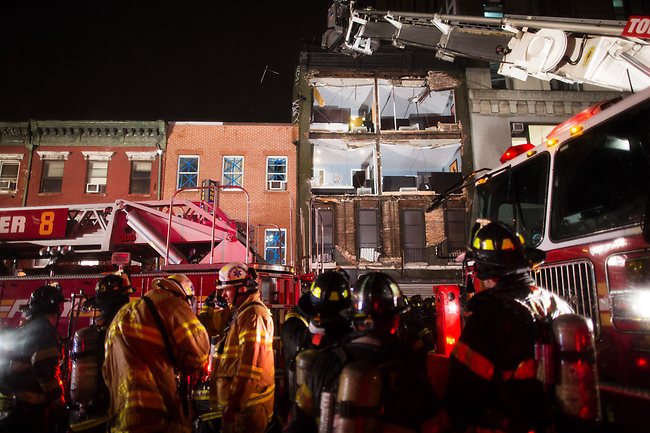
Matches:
[[445, 273, 573, 433], [4, 314, 63, 407], [103, 289, 209, 433], [199, 300, 233, 339], [290, 332, 438, 433], [215, 291, 275, 422]]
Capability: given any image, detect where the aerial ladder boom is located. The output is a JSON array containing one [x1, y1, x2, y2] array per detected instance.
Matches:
[[323, 3, 650, 92]]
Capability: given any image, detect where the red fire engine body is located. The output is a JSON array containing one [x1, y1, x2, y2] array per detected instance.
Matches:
[[0, 197, 301, 335]]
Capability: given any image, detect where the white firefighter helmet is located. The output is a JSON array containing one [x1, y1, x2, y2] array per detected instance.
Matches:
[[152, 274, 195, 303], [218, 263, 256, 290]]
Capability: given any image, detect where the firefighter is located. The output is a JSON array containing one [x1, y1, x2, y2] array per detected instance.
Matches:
[[282, 270, 353, 431], [445, 221, 573, 433], [0, 283, 66, 433], [282, 270, 353, 398], [68, 271, 133, 432], [294, 272, 439, 433], [215, 263, 275, 433], [193, 283, 234, 433], [103, 274, 209, 433]]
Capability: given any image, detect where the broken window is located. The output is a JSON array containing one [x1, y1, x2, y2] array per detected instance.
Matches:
[[380, 143, 462, 192], [312, 141, 375, 194], [310, 77, 457, 133], [377, 85, 455, 131], [312, 80, 374, 132], [177, 155, 199, 189]]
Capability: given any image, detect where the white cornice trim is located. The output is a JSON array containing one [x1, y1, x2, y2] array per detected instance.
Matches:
[[0, 154, 24, 160], [37, 151, 71, 160], [125, 151, 158, 161], [81, 151, 115, 161]]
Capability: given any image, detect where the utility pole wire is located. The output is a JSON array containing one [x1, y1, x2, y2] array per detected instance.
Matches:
[[260, 65, 279, 84]]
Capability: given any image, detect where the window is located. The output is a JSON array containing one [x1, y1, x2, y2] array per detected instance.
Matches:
[[472, 153, 550, 246], [223, 156, 244, 187], [551, 102, 650, 241], [402, 209, 426, 263], [41, 161, 64, 193], [177, 156, 199, 189], [357, 208, 380, 261], [264, 228, 286, 264], [130, 161, 152, 194], [267, 156, 287, 191], [0, 161, 19, 191], [313, 208, 334, 262], [86, 160, 108, 193]]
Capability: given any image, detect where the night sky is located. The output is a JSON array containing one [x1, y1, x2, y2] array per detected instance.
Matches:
[[0, 2, 334, 123]]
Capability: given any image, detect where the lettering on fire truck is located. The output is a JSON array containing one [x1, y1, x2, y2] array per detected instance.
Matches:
[[0, 208, 68, 240], [622, 16, 650, 38]]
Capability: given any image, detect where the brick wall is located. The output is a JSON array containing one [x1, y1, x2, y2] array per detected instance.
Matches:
[[164, 122, 297, 263]]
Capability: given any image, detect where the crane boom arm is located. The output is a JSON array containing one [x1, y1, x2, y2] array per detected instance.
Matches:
[[322, 2, 650, 92]]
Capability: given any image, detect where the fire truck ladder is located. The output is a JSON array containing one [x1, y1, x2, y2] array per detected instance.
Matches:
[[0, 199, 256, 265]]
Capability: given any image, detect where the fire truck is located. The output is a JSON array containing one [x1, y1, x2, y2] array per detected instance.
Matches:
[[0, 194, 301, 335], [324, 2, 650, 431]]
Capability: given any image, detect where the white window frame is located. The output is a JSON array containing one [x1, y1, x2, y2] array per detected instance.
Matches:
[[0, 160, 19, 192], [222, 156, 244, 188], [177, 155, 200, 189], [266, 156, 288, 191], [264, 228, 287, 265], [85, 160, 109, 194]]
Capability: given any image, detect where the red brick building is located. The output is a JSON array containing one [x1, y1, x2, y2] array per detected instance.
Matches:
[[164, 122, 297, 266], [0, 120, 165, 208]]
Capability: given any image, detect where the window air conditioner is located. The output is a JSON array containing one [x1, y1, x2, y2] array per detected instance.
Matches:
[[399, 187, 418, 192], [356, 187, 372, 195], [398, 125, 419, 131], [0, 180, 14, 190], [86, 183, 101, 193], [511, 122, 525, 133], [268, 181, 286, 191]]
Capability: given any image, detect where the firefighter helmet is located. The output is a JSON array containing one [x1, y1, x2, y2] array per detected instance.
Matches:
[[344, 272, 407, 319], [89, 272, 134, 309], [152, 274, 195, 303], [467, 221, 545, 279], [28, 283, 65, 316], [298, 270, 351, 320], [218, 263, 258, 292]]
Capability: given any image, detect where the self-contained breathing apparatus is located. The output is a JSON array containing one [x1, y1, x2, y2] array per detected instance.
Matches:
[[68, 271, 133, 432], [467, 222, 601, 428]]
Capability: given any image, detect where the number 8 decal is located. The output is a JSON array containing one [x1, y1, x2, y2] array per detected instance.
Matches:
[[39, 211, 55, 236]]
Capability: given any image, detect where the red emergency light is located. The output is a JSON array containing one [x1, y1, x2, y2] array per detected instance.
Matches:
[[499, 143, 535, 164]]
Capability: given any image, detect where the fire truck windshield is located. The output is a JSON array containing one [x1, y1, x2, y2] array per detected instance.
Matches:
[[472, 153, 550, 247], [551, 102, 650, 241]]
